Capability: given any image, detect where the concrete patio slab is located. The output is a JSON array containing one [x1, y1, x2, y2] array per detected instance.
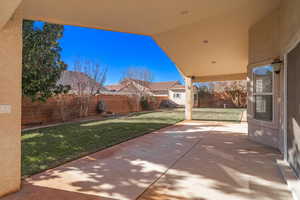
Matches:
[[2, 121, 293, 200], [139, 122, 292, 200]]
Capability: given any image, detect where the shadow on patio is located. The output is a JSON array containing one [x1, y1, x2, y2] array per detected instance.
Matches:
[[3, 122, 292, 200]]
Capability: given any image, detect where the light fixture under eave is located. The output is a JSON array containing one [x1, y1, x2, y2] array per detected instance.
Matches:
[[271, 58, 283, 74]]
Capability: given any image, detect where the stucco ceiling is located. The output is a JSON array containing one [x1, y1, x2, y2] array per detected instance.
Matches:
[[20, 0, 281, 81], [22, 0, 280, 35]]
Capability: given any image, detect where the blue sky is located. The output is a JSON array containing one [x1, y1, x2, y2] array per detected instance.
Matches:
[[50, 24, 183, 85]]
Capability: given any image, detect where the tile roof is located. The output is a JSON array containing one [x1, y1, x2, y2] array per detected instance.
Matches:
[[148, 81, 180, 91], [105, 84, 125, 91], [105, 79, 183, 92], [58, 71, 106, 93], [170, 84, 185, 90]]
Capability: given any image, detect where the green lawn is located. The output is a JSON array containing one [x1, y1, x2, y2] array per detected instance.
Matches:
[[22, 110, 183, 176], [192, 108, 245, 122], [22, 108, 245, 177]]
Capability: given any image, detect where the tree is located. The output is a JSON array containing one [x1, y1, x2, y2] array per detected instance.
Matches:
[[120, 67, 154, 96], [120, 67, 155, 111], [213, 80, 247, 108], [54, 73, 71, 122], [198, 85, 210, 97], [72, 60, 107, 95], [22, 20, 68, 102], [72, 59, 107, 117], [223, 81, 247, 108], [194, 83, 212, 98], [121, 67, 154, 83]]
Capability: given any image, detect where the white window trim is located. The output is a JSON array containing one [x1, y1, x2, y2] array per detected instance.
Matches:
[[252, 65, 275, 122]]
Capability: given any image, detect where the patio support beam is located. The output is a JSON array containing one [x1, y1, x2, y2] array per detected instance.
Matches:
[[0, 8, 22, 197], [0, 0, 23, 30], [185, 77, 193, 120]]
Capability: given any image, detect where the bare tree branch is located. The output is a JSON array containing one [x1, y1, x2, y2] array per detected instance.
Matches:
[[72, 58, 108, 117]]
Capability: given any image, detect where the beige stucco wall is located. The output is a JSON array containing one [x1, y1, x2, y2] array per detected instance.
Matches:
[[0, 0, 22, 30], [0, 8, 22, 197], [248, 0, 300, 152], [248, 8, 283, 151], [248, 9, 280, 64], [280, 0, 300, 54]]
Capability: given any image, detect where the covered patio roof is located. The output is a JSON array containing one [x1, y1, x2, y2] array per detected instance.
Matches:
[[3, 0, 280, 82]]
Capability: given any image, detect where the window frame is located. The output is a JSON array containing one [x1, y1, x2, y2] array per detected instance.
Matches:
[[173, 93, 181, 99], [252, 65, 275, 122]]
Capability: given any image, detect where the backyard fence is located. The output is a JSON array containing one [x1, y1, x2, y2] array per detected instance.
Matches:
[[22, 94, 167, 127], [196, 92, 247, 108]]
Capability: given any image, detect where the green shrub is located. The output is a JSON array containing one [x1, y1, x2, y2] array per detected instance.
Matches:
[[97, 100, 106, 113], [140, 96, 150, 110]]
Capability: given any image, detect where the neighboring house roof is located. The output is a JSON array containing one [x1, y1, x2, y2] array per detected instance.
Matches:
[[170, 84, 185, 90], [148, 81, 180, 91], [105, 84, 125, 91], [105, 79, 184, 95], [58, 71, 107, 94]]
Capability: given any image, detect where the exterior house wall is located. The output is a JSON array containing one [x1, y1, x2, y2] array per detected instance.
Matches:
[[286, 43, 300, 177], [280, 0, 300, 176], [248, 0, 300, 155], [279, 0, 300, 55], [0, 7, 22, 197], [248, 8, 283, 151], [168, 90, 186, 105], [152, 90, 169, 97]]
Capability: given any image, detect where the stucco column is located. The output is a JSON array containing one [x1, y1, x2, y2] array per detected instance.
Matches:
[[0, 9, 22, 197], [185, 77, 193, 120]]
